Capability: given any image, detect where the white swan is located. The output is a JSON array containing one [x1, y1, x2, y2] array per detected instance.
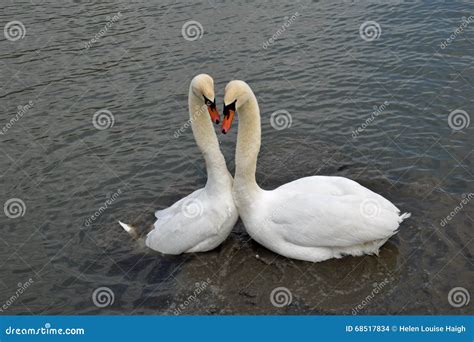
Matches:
[[119, 74, 238, 254], [221, 80, 410, 263]]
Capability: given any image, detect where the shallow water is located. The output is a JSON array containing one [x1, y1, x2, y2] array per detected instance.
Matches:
[[0, 1, 472, 315]]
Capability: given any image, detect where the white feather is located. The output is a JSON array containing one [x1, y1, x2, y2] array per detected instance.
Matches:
[[225, 80, 410, 262], [119, 75, 238, 254]]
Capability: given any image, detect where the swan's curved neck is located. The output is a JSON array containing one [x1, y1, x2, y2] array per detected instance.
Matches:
[[189, 91, 230, 190], [234, 92, 261, 196]]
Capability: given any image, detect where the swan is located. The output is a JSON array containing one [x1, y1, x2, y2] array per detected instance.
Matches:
[[119, 74, 238, 254], [221, 80, 410, 262]]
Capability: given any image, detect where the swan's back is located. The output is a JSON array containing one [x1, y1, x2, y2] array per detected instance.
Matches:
[[243, 175, 410, 252], [146, 188, 237, 254], [274, 175, 400, 212]]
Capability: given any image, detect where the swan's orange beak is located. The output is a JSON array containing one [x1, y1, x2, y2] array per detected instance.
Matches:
[[222, 101, 236, 134], [207, 102, 220, 125], [222, 110, 234, 134]]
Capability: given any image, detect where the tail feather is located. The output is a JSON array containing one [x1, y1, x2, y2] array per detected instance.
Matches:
[[118, 221, 139, 239], [399, 212, 411, 222]]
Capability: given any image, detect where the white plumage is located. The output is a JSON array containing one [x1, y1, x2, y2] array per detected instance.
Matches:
[[223, 80, 410, 262], [120, 74, 238, 254]]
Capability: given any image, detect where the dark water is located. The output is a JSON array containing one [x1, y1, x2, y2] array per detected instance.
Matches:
[[0, 1, 472, 315]]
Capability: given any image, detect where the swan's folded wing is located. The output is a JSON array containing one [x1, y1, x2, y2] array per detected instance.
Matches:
[[154, 189, 204, 219], [276, 176, 400, 213], [147, 191, 224, 254], [146, 214, 220, 254], [268, 192, 401, 248]]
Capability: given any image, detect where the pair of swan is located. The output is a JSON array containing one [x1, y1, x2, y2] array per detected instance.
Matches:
[[119, 74, 410, 263]]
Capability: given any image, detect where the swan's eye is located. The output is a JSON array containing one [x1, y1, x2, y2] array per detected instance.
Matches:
[[203, 95, 220, 125], [203, 96, 214, 107], [223, 100, 237, 116]]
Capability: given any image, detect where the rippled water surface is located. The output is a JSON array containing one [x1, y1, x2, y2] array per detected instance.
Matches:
[[0, 1, 473, 315]]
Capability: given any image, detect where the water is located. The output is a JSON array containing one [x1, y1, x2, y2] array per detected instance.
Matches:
[[0, 1, 472, 315]]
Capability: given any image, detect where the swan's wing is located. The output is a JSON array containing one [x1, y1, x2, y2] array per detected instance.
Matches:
[[147, 190, 225, 254], [154, 188, 204, 219], [266, 191, 403, 248], [276, 176, 400, 212]]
